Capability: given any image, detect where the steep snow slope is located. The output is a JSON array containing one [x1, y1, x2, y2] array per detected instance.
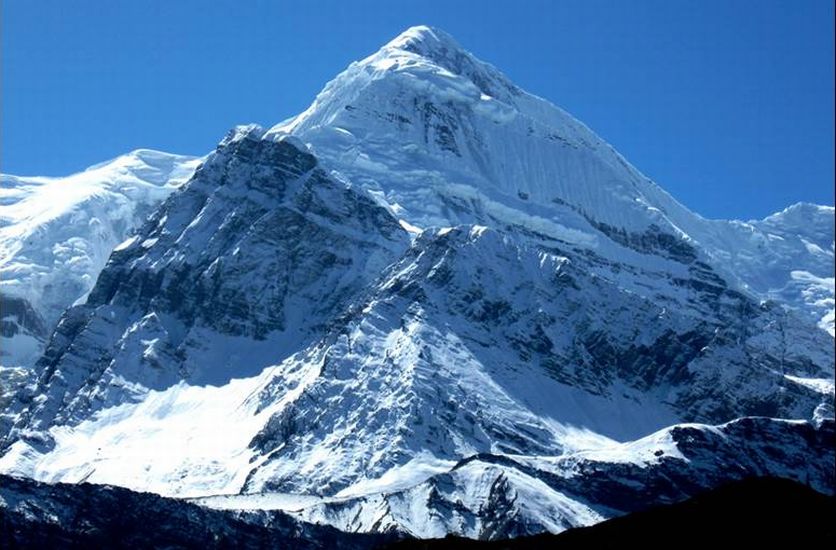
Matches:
[[273, 25, 834, 333], [0, 150, 201, 368], [271, 26, 688, 233]]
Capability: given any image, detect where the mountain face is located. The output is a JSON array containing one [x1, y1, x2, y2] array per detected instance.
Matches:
[[0, 150, 201, 369], [271, 26, 835, 335], [1, 26, 833, 541], [3, 127, 407, 452]]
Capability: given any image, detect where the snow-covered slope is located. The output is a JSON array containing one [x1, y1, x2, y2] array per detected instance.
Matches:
[[0, 25, 832, 542], [239, 224, 831, 498], [0, 150, 201, 368]]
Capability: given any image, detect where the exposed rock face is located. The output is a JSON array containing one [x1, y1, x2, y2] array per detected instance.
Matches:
[[0, 296, 47, 341]]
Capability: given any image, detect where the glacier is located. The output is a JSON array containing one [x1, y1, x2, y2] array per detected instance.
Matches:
[[0, 25, 833, 541]]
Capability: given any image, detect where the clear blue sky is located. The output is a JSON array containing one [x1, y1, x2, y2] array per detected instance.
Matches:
[[2, 0, 833, 219]]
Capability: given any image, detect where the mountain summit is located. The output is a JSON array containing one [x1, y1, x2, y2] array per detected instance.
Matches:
[[383, 25, 469, 61], [0, 27, 833, 542]]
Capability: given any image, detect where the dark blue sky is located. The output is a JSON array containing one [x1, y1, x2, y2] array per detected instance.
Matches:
[[2, 0, 833, 219]]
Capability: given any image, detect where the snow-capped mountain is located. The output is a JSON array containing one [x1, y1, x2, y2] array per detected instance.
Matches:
[[272, 26, 835, 335], [0, 150, 201, 369], [0, 26, 833, 541]]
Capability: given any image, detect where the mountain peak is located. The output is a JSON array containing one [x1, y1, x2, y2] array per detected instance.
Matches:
[[362, 25, 521, 102], [383, 25, 463, 58]]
